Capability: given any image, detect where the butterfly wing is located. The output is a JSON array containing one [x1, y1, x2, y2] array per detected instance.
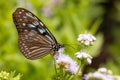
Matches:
[[12, 8, 58, 59], [13, 8, 57, 43], [19, 32, 54, 59]]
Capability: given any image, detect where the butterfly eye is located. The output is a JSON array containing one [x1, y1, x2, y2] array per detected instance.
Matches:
[[12, 8, 63, 60]]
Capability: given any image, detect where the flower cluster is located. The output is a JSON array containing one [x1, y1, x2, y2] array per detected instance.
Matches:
[[53, 33, 96, 79], [0, 71, 9, 79], [54, 48, 79, 74], [0, 71, 21, 80], [77, 33, 96, 46], [84, 67, 120, 80], [75, 51, 92, 64]]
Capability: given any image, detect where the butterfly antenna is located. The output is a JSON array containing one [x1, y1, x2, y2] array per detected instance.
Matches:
[[63, 43, 80, 51]]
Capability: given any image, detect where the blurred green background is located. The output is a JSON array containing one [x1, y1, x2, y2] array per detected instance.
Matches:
[[0, 0, 120, 80]]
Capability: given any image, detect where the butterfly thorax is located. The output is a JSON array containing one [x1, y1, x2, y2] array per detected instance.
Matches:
[[52, 43, 64, 51]]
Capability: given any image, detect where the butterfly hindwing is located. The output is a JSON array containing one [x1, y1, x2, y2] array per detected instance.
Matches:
[[19, 32, 53, 59]]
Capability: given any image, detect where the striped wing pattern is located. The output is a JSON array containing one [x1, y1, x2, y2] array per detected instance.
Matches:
[[18, 32, 54, 59]]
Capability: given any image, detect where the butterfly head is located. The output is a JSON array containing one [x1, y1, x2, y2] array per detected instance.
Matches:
[[53, 43, 64, 51]]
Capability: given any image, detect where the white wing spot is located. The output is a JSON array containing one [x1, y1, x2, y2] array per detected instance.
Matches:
[[40, 22, 44, 26], [19, 11, 22, 14], [22, 10, 24, 12], [23, 23, 26, 26], [19, 19, 22, 21]]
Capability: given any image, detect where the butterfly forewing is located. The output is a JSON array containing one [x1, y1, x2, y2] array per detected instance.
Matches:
[[13, 8, 57, 43], [13, 8, 63, 60]]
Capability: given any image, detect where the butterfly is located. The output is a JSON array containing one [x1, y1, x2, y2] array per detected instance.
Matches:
[[12, 8, 63, 60]]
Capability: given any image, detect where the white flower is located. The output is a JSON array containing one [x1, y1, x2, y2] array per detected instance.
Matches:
[[98, 67, 107, 73], [54, 48, 79, 74], [84, 72, 114, 80], [0, 71, 9, 79], [77, 33, 96, 46], [115, 76, 120, 80], [98, 68, 113, 75], [83, 67, 120, 80], [87, 58, 92, 64], [75, 51, 92, 64], [92, 72, 104, 79]]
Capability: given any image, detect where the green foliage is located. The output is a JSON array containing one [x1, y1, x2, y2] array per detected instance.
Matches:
[[0, 71, 21, 80]]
